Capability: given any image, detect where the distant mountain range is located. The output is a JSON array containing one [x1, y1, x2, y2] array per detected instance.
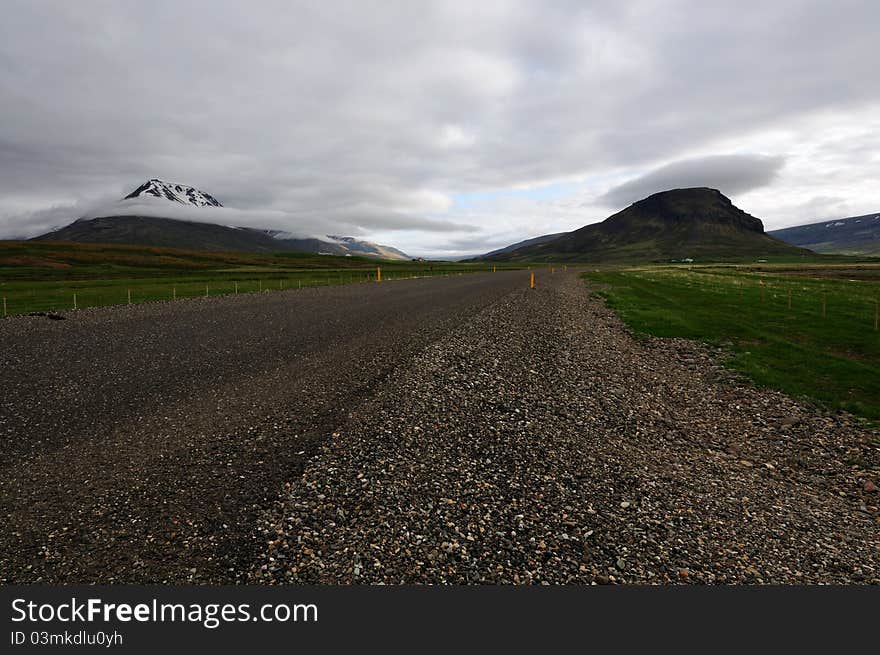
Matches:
[[769, 212, 880, 256], [476, 188, 807, 262], [32, 180, 872, 263], [33, 179, 410, 260]]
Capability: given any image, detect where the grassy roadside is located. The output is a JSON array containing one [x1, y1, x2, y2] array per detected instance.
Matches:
[[583, 264, 880, 421], [0, 240, 518, 315]]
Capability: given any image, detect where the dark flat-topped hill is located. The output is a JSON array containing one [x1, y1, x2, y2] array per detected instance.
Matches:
[[482, 188, 809, 262]]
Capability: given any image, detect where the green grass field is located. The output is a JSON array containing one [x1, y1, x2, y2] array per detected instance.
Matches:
[[584, 263, 880, 421], [0, 241, 516, 315]]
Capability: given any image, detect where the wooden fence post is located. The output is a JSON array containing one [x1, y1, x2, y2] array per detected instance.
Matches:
[[73, 293, 77, 310], [173, 286, 176, 300], [205, 285, 209, 297], [234, 281, 238, 294], [128, 289, 131, 305]]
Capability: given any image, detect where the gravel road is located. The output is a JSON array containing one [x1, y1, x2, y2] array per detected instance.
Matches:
[[3, 270, 878, 584], [0, 272, 524, 583], [253, 272, 879, 584]]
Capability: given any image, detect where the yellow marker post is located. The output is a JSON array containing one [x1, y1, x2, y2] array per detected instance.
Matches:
[[530, 272, 535, 289], [377, 266, 382, 282], [492, 266, 496, 273]]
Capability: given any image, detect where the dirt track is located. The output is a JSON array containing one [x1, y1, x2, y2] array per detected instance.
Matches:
[[2, 271, 878, 584]]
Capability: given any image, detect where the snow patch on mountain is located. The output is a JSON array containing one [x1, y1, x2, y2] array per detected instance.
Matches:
[[124, 178, 222, 207]]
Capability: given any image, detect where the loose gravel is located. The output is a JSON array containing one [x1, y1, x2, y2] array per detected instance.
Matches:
[[0, 272, 524, 583], [253, 272, 879, 584]]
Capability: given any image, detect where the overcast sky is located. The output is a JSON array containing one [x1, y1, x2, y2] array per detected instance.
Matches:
[[1, 0, 878, 256]]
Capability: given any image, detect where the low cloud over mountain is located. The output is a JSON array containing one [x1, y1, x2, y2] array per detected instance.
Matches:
[[597, 155, 786, 208]]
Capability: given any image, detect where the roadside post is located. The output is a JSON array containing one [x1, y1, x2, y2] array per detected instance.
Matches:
[[128, 289, 131, 305], [377, 267, 382, 282], [530, 272, 535, 289]]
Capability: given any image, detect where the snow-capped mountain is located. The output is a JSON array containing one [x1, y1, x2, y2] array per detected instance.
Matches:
[[124, 178, 223, 207], [33, 179, 410, 260]]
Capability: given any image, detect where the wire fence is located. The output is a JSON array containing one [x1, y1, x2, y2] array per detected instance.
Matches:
[[640, 268, 880, 333], [0, 267, 488, 317]]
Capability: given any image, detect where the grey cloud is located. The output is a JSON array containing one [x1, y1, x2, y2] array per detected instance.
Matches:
[[0, 1, 878, 244], [598, 155, 786, 208]]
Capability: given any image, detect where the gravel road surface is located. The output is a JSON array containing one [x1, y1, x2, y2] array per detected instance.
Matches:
[[3, 270, 878, 584], [253, 273, 879, 584], [0, 272, 524, 582]]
